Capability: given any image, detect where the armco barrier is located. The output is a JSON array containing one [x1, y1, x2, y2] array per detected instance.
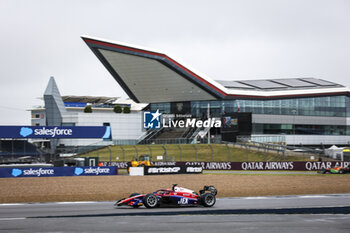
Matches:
[[0, 166, 117, 178], [104, 161, 350, 171]]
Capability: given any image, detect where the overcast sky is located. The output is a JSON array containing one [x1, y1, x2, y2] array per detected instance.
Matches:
[[0, 0, 349, 125]]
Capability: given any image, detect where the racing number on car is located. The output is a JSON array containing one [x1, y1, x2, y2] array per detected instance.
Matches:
[[178, 198, 188, 204]]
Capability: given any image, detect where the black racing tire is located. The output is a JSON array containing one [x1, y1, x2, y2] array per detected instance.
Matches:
[[201, 193, 216, 207], [143, 193, 158, 208], [129, 193, 140, 197], [339, 169, 345, 174]]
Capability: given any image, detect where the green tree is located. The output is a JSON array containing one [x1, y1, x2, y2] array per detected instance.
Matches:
[[114, 105, 122, 113], [84, 105, 92, 113], [123, 106, 131, 113]]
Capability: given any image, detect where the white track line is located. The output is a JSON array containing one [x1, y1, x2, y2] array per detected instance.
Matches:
[[0, 218, 26, 221]]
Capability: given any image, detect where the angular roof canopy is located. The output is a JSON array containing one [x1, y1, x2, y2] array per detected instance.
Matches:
[[82, 36, 350, 102]]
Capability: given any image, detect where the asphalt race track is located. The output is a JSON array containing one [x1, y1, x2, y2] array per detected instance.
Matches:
[[1, 194, 350, 232]]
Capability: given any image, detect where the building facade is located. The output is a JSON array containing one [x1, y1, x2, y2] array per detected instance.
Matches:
[[31, 77, 146, 148], [82, 35, 350, 146]]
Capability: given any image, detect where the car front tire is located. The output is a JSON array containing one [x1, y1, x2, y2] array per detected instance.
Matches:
[[143, 193, 158, 208]]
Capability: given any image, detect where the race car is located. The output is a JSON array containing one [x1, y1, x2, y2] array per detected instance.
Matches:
[[319, 166, 350, 174], [115, 184, 217, 208]]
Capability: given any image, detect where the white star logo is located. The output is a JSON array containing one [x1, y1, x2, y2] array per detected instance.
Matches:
[[150, 109, 161, 122]]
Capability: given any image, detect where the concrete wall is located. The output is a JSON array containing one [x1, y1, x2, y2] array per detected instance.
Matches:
[[59, 109, 143, 146]]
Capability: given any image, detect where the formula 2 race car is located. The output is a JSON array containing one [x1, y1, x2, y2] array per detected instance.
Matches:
[[319, 166, 350, 174], [115, 184, 217, 208]]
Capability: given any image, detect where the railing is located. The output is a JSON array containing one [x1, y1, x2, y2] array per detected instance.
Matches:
[[114, 138, 194, 145], [78, 141, 326, 163], [237, 135, 286, 144]]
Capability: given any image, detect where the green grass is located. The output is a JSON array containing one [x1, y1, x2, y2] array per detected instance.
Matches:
[[79, 144, 312, 162]]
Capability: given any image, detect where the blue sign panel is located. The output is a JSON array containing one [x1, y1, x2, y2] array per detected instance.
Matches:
[[143, 110, 161, 129], [64, 102, 87, 108], [0, 126, 111, 139], [0, 166, 118, 178]]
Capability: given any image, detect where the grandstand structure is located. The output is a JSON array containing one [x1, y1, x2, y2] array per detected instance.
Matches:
[[0, 139, 42, 162], [81, 36, 350, 146]]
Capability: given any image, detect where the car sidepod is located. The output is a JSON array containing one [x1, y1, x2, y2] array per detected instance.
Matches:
[[170, 195, 198, 206]]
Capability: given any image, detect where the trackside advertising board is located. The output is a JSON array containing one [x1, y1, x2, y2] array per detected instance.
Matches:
[[143, 165, 203, 175], [0, 166, 117, 178], [0, 126, 111, 138], [105, 161, 350, 171]]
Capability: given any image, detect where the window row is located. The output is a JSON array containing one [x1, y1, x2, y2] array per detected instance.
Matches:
[[253, 124, 349, 135]]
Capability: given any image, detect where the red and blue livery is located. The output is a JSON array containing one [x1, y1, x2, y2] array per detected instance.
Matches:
[[115, 184, 217, 208]]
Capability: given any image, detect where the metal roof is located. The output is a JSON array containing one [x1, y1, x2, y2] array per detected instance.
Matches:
[[216, 78, 344, 91], [62, 96, 118, 104], [82, 35, 350, 101]]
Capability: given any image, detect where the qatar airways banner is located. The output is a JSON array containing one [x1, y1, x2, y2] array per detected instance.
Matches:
[[104, 161, 350, 171], [0, 126, 111, 139]]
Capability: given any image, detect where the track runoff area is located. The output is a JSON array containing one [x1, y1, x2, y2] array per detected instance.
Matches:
[[1, 194, 350, 232], [1, 163, 350, 232]]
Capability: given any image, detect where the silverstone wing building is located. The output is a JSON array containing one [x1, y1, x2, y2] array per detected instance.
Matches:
[[82, 36, 350, 146]]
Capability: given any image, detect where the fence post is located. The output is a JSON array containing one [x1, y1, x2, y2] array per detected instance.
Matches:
[[11, 140, 14, 161], [161, 144, 167, 161], [106, 146, 111, 162], [177, 144, 183, 161], [109, 146, 113, 162], [226, 143, 231, 161], [133, 145, 138, 157], [193, 144, 198, 161], [24, 139, 26, 156], [245, 145, 249, 162], [39, 150, 44, 163], [209, 144, 214, 161], [120, 145, 125, 161], [147, 145, 152, 157]]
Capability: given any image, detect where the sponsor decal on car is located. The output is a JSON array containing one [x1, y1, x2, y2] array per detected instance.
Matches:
[[178, 198, 189, 204]]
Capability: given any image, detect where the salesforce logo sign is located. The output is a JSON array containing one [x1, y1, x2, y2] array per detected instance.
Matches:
[[11, 168, 23, 177], [11, 168, 55, 177], [20, 127, 33, 137], [19, 126, 73, 138], [74, 167, 84, 176], [74, 167, 111, 176]]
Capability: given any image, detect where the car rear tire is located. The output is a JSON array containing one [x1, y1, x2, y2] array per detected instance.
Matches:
[[201, 193, 216, 207], [143, 194, 158, 208]]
